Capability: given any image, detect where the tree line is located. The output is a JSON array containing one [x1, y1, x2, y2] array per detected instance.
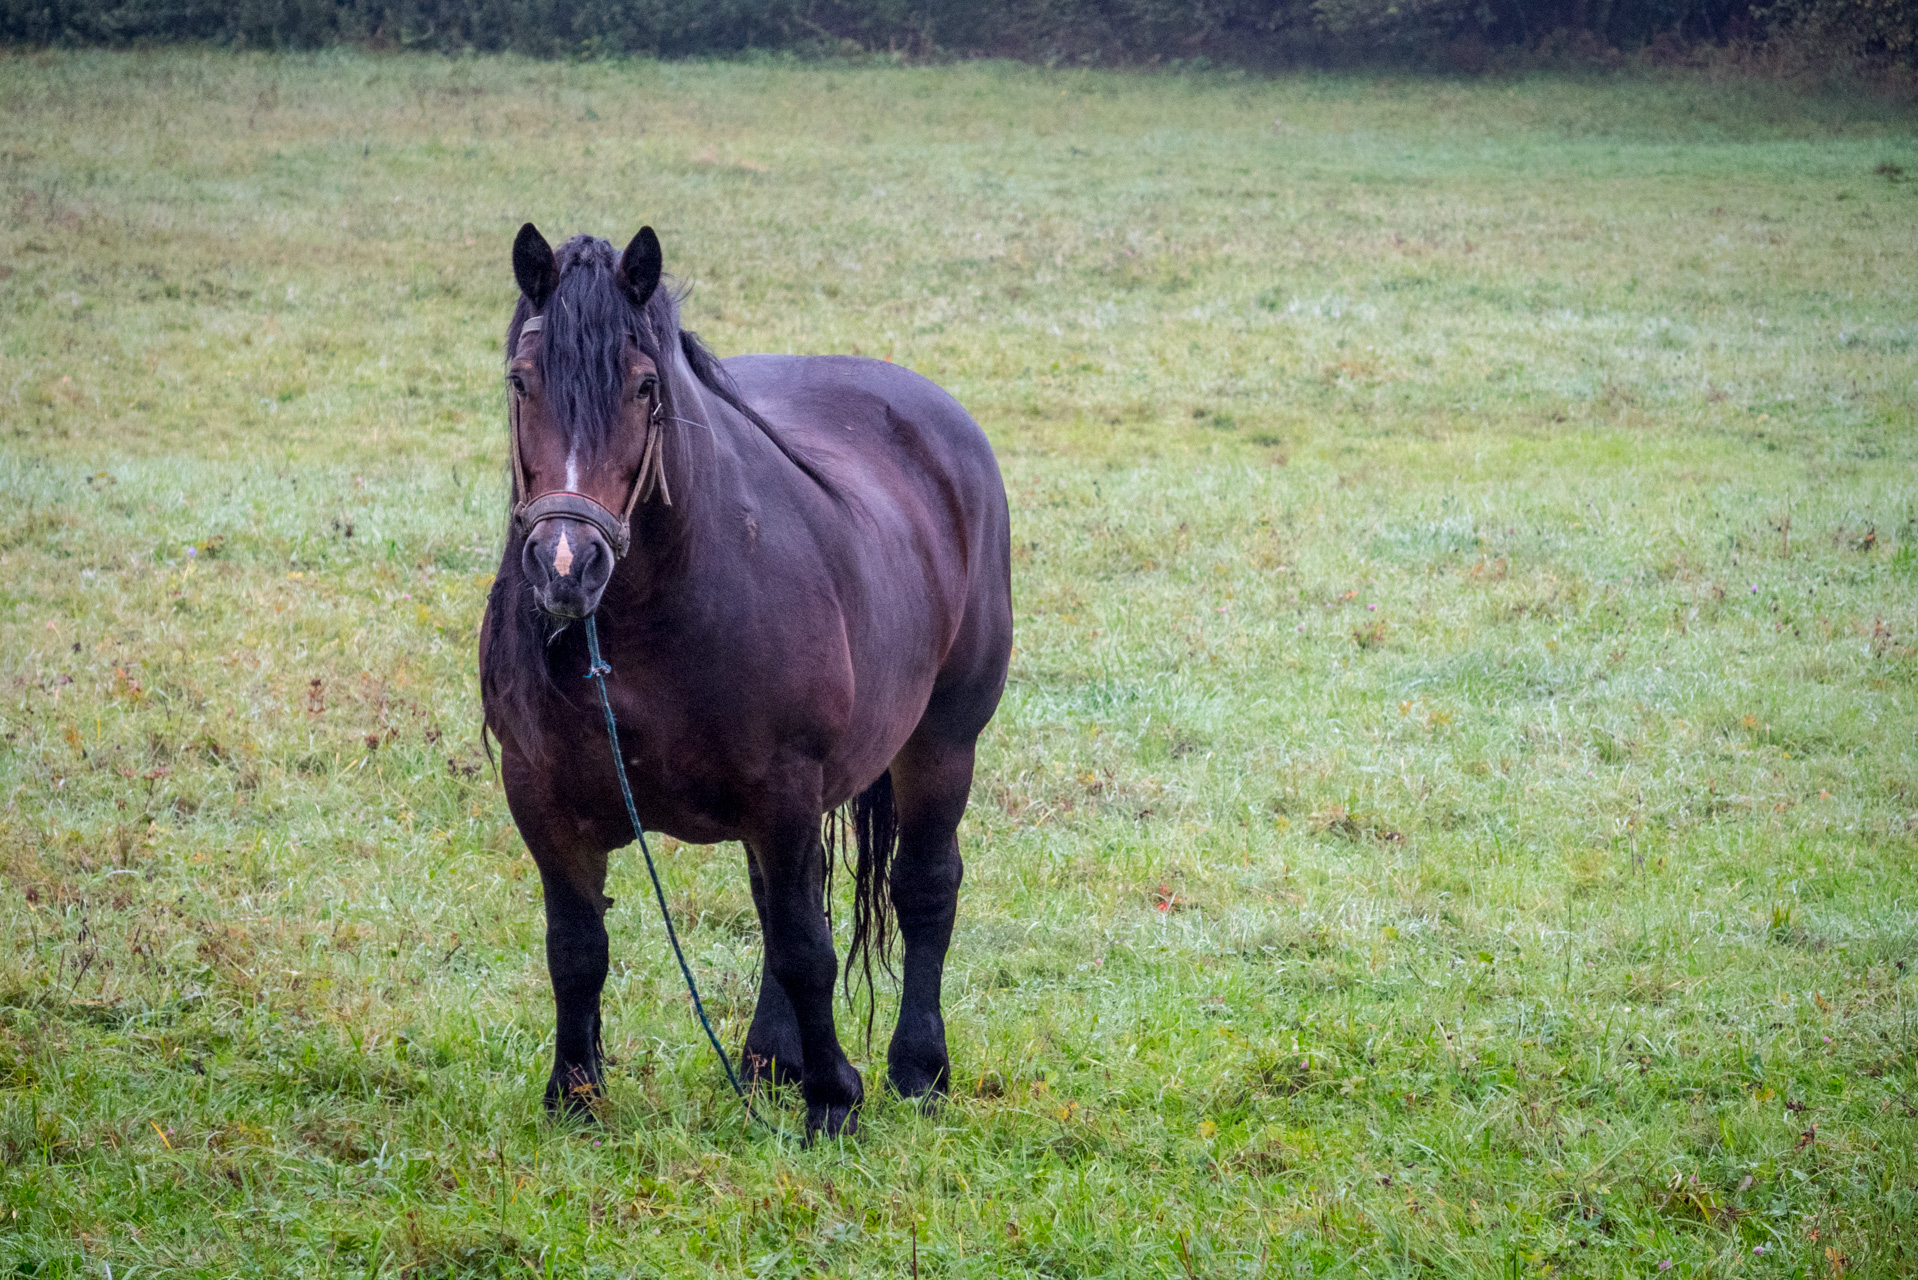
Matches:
[[3, 0, 1912, 70]]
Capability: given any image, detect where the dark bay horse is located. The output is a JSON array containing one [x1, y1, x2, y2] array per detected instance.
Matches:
[[478, 225, 1012, 1138]]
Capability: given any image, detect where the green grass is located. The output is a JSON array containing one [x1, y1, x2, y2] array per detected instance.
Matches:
[[3, 49, 1918, 1278]]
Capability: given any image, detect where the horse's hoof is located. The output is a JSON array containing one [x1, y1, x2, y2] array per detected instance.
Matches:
[[544, 1091, 605, 1122], [887, 1056, 950, 1104], [545, 1068, 607, 1121], [887, 1012, 949, 1104], [805, 1103, 859, 1141]]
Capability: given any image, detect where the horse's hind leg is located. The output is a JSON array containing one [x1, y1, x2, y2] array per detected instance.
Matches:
[[884, 734, 976, 1101], [740, 850, 805, 1088]]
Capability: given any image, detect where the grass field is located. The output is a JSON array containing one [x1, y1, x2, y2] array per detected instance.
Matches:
[[3, 49, 1918, 1278]]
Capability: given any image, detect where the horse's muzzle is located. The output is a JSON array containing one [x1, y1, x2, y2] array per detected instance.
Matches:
[[522, 517, 614, 619]]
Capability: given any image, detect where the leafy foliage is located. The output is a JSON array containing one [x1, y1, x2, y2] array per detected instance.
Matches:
[[1760, 0, 1918, 55], [2, 0, 1914, 66]]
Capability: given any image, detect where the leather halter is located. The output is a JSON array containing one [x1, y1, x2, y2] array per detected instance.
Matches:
[[507, 312, 670, 560]]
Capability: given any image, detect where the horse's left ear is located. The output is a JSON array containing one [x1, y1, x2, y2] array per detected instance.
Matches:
[[620, 227, 662, 308]]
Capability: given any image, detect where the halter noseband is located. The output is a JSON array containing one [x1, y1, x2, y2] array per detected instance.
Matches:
[[507, 312, 671, 560]]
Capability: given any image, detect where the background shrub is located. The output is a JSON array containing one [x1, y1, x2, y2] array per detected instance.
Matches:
[[2, 0, 1913, 68]]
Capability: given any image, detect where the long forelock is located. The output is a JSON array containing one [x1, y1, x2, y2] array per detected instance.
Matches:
[[538, 236, 662, 454]]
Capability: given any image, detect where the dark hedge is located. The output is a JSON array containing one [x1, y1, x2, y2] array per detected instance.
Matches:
[[2, 0, 1912, 67]]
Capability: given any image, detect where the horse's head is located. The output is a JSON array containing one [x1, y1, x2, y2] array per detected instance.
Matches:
[[506, 223, 667, 619]]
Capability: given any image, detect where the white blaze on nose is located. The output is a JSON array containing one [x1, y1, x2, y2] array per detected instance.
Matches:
[[553, 528, 575, 578], [565, 444, 579, 493]]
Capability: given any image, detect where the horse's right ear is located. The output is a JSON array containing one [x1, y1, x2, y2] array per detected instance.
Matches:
[[513, 223, 558, 305]]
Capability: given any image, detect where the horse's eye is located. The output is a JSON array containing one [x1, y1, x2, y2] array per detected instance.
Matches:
[[508, 374, 527, 396], [636, 377, 657, 400]]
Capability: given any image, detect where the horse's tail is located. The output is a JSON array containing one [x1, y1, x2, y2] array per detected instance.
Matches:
[[844, 769, 898, 1048]]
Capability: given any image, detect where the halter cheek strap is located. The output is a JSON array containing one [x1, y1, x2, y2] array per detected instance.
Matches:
[[507, 312, 670, 561]]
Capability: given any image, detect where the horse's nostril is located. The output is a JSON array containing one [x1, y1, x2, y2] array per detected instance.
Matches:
[[521, 539, 551, 584]]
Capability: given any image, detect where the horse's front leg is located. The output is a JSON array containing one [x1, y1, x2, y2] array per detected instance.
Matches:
[[531, 852, 611, 1116], [506, 757, 615, 1118], [751, 812, 862, 1138]]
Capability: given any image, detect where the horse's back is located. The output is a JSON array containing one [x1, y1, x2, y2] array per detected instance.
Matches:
[[724, 354, 1006, 522]]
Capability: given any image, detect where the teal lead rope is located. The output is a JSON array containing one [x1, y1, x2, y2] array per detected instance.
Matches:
[[583, 615, 781, 1136]]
